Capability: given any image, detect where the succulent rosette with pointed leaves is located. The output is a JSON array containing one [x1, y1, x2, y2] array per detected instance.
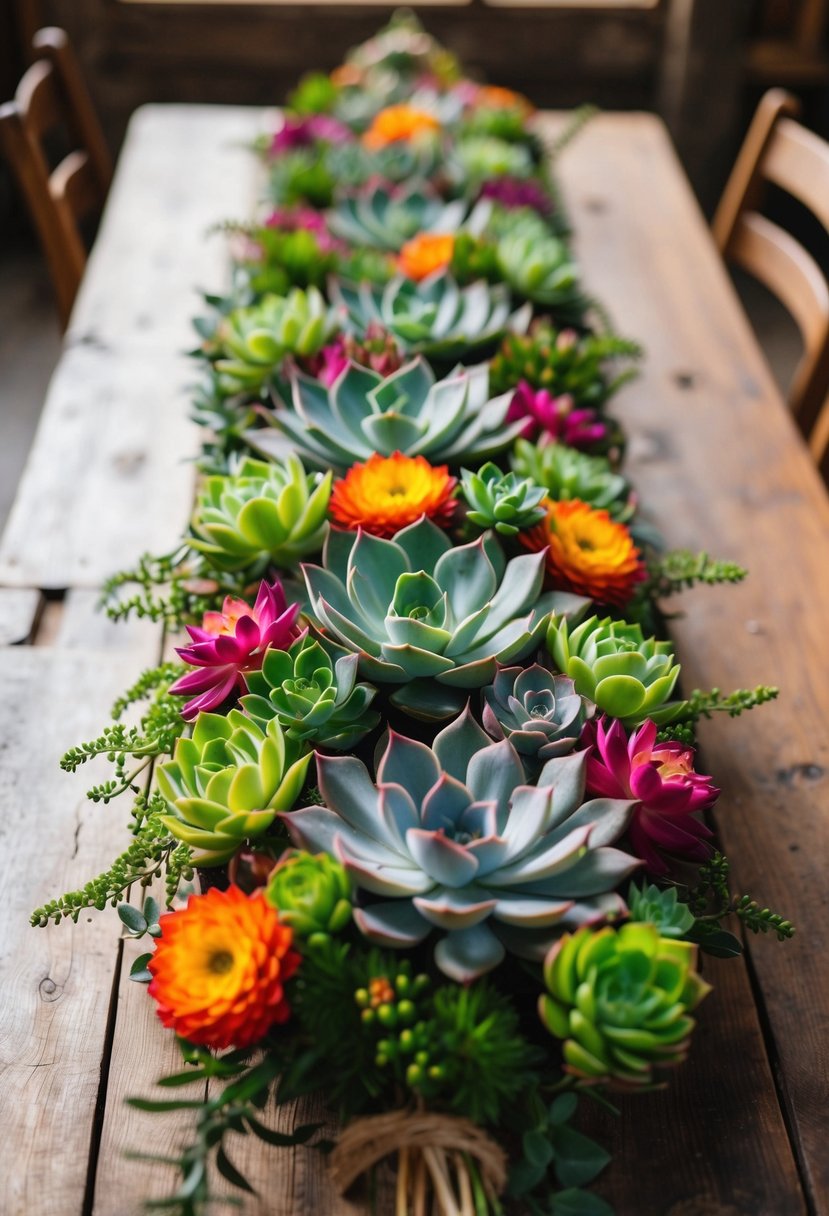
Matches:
[[265, 850, 353, 940], [329, 273, 532, 362], [211, 287, 335, 394], [251, 358, 528, 474], [170, 579, 303, 720], [459, 462, 547, 536], [157, 711, 311, 865], [284, 708, 638, 981], [328, 182, 475, 252], [583, 716, 718, 873], [189, 455, 331, 573], [547, 615, 683, 727], [539, 923, 711, 1087], [496, 230, 585, 316], [301, 517, 586, 719], [511, 440, 634, 521], [241, 636, 380, 750], [482, 664, 595, 769]]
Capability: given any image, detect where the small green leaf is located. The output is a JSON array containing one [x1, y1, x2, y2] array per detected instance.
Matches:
[[552, 1187, 614, 1216], [156, 1069, 209, 1088], [129, 953, 153, 983], [552, 1125, 612, 1188], [143, 895, 161, 926], [550, 1093, 578, 1125], [523, 1127, 554, 1169], [118, 903, 147, 935], [246, 1117, 322, 1147], [126, 1098, 208, 1112], [216, 1146, 256, 1194]]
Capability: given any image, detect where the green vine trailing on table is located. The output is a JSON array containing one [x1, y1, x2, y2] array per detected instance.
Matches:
[[34, 13, 795, 1216]]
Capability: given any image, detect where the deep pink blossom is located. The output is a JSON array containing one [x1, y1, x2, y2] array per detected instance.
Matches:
[[479, 177, 553, 217], [304, 326, 404, 387], [507, 380, 607, 449], [269, 114, 351, 154], [582, 716, 718, 874], [170, 580, 303, 720]]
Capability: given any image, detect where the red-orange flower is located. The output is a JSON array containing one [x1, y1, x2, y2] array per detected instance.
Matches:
[[363, 104, 442, 150], [329, 452, 457, 537], [398, 233, 456, 281], [474, 85, 534, 117], [148, 886, 299, 1050], [521, 498, 643, 607]]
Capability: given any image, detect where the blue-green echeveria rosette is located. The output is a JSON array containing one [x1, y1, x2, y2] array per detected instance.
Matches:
[[301, 516, 587, 719], [249, 356, 529, 473], [327, 182, 477, 252], [546, 614, 683, 727], [482, 663, 595, 769], [460, 462, 547, 536], [241, 636, 380, 750], [156, 709, 311, 865], [539, 922, 711, 1087], [283, 706, 639, 982], [265, 850, 353, 942]]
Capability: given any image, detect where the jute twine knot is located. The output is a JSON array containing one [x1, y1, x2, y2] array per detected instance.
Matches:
[[329, 1109, 507, 1214]]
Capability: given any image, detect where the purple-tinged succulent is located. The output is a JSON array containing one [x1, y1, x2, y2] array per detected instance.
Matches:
[[283, 707, 638, 982], [479, 177, 553, 217], [582, 716, 718, 874], [169, 579, 303, 720], [507, 380, 607, 449], [303, 325, 404, 387], [269, 114, 352, 154], [482, 664, 595, 769]]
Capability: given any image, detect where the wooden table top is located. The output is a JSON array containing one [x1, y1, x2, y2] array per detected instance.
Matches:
[[0, 104, 826, 1216]]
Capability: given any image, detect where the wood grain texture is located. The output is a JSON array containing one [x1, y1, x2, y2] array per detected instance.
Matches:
[[547, 111, 828, 1212], [0, 595, 161, 1216]]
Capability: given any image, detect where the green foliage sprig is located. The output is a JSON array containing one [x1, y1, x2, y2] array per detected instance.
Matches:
[[657, 685, 779, 743], [101, 548, 253, 629], [683, 852, 795, 957], [644, 549, 748, 599]]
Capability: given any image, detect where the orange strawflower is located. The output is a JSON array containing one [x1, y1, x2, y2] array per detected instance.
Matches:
[[329, 452, 457, 538], [363, 104, 442, 150], [521, 498, 643, 607], [398, 233, 456, 281], [148, 886, 299, 1050], [474, 85, 534, 118]]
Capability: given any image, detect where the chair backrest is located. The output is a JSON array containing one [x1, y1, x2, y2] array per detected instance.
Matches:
[[0, 28, 112, 330], [713, 89, 829, 477]]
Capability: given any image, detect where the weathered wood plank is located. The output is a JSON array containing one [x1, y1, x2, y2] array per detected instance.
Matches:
[[0, 594, 161, 1216], [553, 111, 829, 1212], [0, 587, 43, 643]]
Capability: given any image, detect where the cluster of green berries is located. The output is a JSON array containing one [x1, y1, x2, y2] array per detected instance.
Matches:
[[354, 966, 436, 1087]]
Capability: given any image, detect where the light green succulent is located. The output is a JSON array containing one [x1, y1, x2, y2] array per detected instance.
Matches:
[[329, 274, 531, 362], [496, 230, 585, 315], [156, 710, 311, 865], [452, 135, 534, 183], [539, 923, 711, 1086], [326, 138, 444, 190], [328, 182, 478, 252], [189, 455, 331, 573], [241, 637, 380, 750], [265, 850, 352, 941], [250, 357, 527, 473], [302, 517, 586, 719], [212, 287, 335, 393], [546, 615, 683, 727], [511, 440, 633, 521], [460, 462, 547, 535]]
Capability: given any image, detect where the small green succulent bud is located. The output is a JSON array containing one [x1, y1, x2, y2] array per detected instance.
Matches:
[[265, 850, 353, 940]]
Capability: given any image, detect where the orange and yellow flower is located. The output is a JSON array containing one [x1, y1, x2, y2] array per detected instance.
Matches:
[[363, 104, 442, 150], [521, 498, 643, 607], [474, 85, 535, 118], [148, 885, 299, 1050], [329, 452, 457, 537], [398, 232, 455, 281]]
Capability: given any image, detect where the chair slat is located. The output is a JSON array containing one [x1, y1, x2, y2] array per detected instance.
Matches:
[[15, 61, 63, 139], [763, 117, 829, 237], [51, 150, 99, 223]]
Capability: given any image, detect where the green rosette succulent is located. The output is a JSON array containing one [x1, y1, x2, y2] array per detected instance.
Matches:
[[328, 182, 475, 252], [482, 663, 595, 768], [460, 462, 547, 535], [265, 850, 352, 941], [212, 287, 335, 393], [546, 615, 683, 727], [451, 135, 534, 183], [329, 273, 532, 363], [489, 323, 641, 401], [189, 455, 331, 573], [325, 138, 445, 191], [251, 357, 528, 473], [156, 710, 311, 865], [241, 637, 380, 750], [284, 708, 637, 981], [539, 923, 711, 1086], [496, 230, 585, 316], [511, 440, 634, 521], [302, 517, 586, 719]]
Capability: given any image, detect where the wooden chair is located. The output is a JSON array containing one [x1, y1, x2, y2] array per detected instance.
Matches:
[[0, 28, 112, 330], [713, 88, 829, 482]]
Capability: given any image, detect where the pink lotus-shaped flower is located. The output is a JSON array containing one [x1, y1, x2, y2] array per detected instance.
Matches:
[[582, 716, 718, 874], [169, 580, 303, 720], [507, 380, 607, 450]]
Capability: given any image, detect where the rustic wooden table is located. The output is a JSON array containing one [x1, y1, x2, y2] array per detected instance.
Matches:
[[0, 105, 826, 1216]]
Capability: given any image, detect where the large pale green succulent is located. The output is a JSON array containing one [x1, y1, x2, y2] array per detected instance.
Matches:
[[241, 637, 380, 750], [302, 517, 585, 718], [189, 455, 331, 574], [482, 663, 595, 769], [329, 273, 531, 362], [250, 357, 527, 473], [284, 709, 637, 981], [328, 182, 479, 252], [460, 462, 547, 536], [546, 615, 682, 726], [212, 287, 335, 393], [511, 440, 633, 521], [539, 923, 710, 1086], [156, 710, 311, 865]]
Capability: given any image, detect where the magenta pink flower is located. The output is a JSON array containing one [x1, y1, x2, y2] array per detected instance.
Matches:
[[169, 580, 303, 720], [507, 380, 607, 449], [479, 177, 553, 217], [582, 716, 718, 874], [303, 326, 404, 387], [263, 207, 346, 255], [269, 114, 351, 154]]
